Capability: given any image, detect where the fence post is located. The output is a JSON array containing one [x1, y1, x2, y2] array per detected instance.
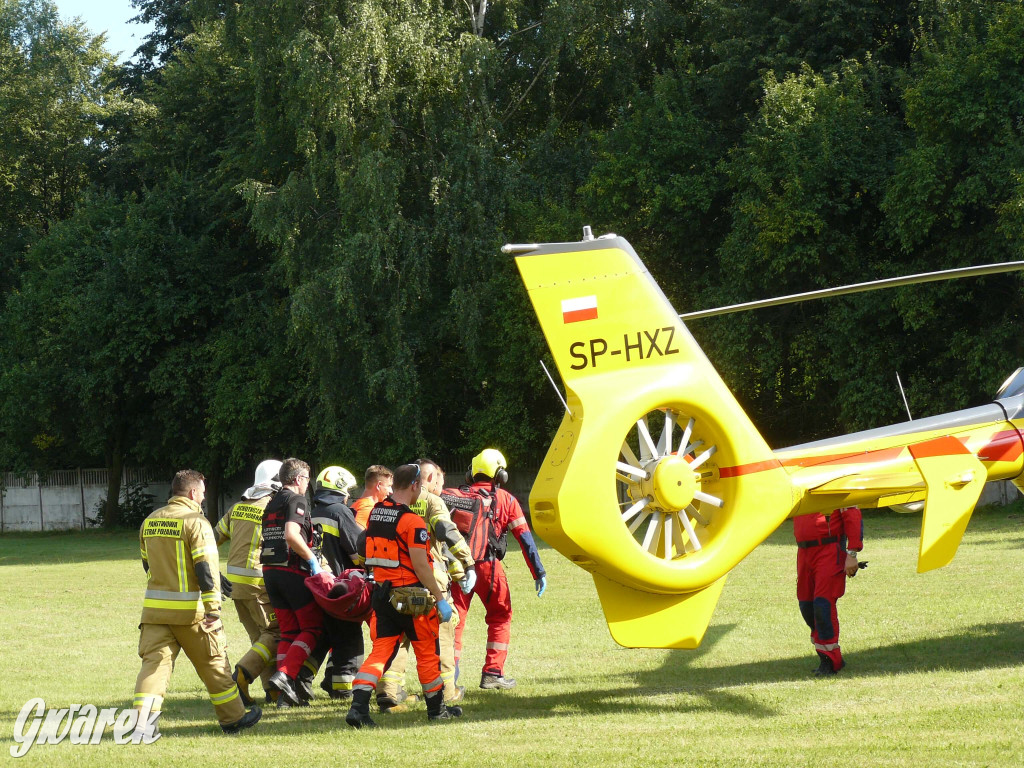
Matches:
[[1, 478, 5, 534], [79, 468, 86, 529], [38, 473, 44, 532]]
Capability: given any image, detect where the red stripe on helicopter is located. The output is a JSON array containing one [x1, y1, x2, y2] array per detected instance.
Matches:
[[719, 459, 783, 478], [908, 435, 971, 459], [776, 446, 907, 469], [719, 428, 1024, 478], [977, 429, 1024, 463], [722, 445, 919, 476], [721, 430, 1024, 478]]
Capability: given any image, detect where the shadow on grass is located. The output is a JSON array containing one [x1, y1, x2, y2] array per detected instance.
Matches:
[[454, 618, 1024, 724], [47, 618, 1018, 739], [648, 619, 1024, 689]]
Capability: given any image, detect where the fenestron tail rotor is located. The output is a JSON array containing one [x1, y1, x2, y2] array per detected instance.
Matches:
[[617, 408, 724, 561]]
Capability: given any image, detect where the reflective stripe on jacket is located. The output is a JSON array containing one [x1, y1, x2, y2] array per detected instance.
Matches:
[[216, 496, 271, 598], [140, 497, 221, 624]]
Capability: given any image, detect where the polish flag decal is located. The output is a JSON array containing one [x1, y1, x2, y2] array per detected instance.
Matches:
[[562, 295, 598, 324]]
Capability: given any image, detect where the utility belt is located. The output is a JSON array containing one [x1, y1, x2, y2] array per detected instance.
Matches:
[[797, 536, 839, 549], [385, 583, 436, 616]]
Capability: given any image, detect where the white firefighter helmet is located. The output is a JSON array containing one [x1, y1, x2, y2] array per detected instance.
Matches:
[[254, 459, 282, 487], [243, 459, 282, 499]]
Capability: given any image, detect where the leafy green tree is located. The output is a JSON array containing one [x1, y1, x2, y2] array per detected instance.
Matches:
[[123, 0, 195, 81], [709, 63, 906, 441], [0, 0, 116, 288], [5, 0, 1024, 499], [580, 3, 919, 444], [230, 0, 553, 467], [108, 20, 302, 509], [2, 195, 141, 522], [879, 0, 1024, 419], [581, 57, 728, 310]]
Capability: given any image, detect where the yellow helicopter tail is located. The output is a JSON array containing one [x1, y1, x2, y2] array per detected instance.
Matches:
[[511, 231, 1024, 648], [909, 437, 987, 571], [511, 234, 795, 647]]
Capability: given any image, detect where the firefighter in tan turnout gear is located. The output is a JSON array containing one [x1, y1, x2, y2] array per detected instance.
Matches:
[[134, 469, 262, 735], [216, 459, 282, 705]]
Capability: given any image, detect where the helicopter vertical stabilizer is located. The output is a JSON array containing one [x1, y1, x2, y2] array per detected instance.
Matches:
[[592, 573, 727, 649], [513, 235, 794, 647], [908, 437, 986, 572]]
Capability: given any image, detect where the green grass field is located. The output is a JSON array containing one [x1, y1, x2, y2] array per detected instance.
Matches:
[[2, 505, 1023, 766]]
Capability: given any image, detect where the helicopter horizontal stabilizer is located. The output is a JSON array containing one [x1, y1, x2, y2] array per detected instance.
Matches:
[[591, 573, 727, 649], [908, 436, 986, 572]]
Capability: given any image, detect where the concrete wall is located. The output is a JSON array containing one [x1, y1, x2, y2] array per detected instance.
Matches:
[[0, 470, 168, 533], [1, 484, 98, 531], [978, 477, 1020, 507]]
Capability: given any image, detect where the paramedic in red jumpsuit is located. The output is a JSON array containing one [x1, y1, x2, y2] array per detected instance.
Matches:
[[447, 449, 546, 691], [794, 506, 862, 676]]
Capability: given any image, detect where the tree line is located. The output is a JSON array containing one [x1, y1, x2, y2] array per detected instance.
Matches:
[[2, 0, 1023, 525]]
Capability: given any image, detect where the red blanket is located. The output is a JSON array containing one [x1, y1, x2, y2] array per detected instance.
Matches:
[[304, 569, 375, 623]]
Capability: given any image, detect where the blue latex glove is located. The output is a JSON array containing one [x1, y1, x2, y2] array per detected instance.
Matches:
[[459, 567, 477, 595], [307, 558, 322, 576], [436, 598, 454, 623], [535, 575, 547, 597]]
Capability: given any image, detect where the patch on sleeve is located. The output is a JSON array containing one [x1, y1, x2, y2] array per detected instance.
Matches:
[[296, 506, 305, 516], [416, 528, 430, 545]]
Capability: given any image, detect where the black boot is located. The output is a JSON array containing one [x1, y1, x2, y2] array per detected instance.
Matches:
[[480, 673, 516, 690], [345, 689, 377, 729], [426, 690, 461, 721], [812, 652, 831, 675], [814, 655, 838, 677], [222, 705, 262, 734], [321, 677, 351, 701], [320, 671, 343, 699], [295, 675, 315, 703], [268, 671, 301, 707]]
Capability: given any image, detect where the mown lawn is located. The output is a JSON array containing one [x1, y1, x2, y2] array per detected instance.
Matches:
[[1, 503, 1022, 766]]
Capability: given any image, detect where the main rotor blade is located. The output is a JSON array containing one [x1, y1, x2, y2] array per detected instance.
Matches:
[[681, 261, 1024, 320]]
